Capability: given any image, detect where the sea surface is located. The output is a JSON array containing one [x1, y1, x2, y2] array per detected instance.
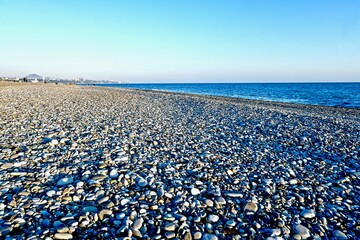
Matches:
[[99, 83, 360, 108]]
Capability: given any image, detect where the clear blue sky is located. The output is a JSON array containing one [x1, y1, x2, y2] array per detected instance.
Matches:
[[0, 0, 359, 82]]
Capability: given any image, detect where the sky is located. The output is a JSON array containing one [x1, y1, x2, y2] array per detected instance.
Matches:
[[0, 0, 359, 82]]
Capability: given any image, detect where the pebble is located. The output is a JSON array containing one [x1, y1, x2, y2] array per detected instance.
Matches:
[[57, 177, 73, 187], [165, 232, 176, 239], [0, 83, 358, 240], [202, 233, 218, 240], [99, 209, 112, 220], [1, 163, 14, 169], [137, 178, 148, 187], [133, 217, 144, 230], [244, 202, 258, 212], [301, 209, 316, 218], [0, 225, 13, 236], [191, 188, 201, 196], [333, 230, 348, 240], [164, 221, 177, 231], [207, 214, 219, 223], [194, 232, 202, 239], [293, 224, 310, 239], [54, 233, 73, 239], [109, 169, 119, 179]]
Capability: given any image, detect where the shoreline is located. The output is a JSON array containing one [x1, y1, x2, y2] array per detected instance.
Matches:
[[1, 82, 359, 239], [86, 84, 360, 122], [89, 82, 360, 110]]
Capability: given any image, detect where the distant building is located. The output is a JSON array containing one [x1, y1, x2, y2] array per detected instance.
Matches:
[[25, 74, 43, 83]]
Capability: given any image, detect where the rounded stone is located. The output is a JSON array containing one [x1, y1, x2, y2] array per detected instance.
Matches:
[[202, 233, 218, 240], [293, 224, 310, 239], [207, 214, 219, 223], [244, 202, 258, 212], [191, 188, 201, 196], [54, 233, 73, 239], [301, 209, 316, 219], [333, 230, 348, 240], [1, 163, 14, 170], [57, 177, 74, 187], [194, 232, 202, 239]]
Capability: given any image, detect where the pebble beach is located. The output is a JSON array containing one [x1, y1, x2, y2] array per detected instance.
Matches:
[[0, 82, 359, 240]]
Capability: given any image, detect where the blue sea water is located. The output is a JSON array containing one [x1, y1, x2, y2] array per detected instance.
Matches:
[[99, 83, 360, 108]]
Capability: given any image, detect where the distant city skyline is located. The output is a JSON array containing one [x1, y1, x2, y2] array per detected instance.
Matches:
[[0, 0, 359, 83]]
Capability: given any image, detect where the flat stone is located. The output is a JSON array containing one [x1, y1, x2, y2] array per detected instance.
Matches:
[[9, 172, 27, 176], [165, 232, 176, 239], [244, 202, 258, 212], [99, 209, 113, 220], [0, 225, 13, 236], [194, 232, 202, 239], [109, 169, 119, 179], [120, 198, 130, 206], [54, 233, 73, 239], [133, 217, 143, 230], [164, 221, 177, 231], [289, 179, 298, 185], [191, 188, 201, 196], [205, 199, 214, 207], [202, 233, 218, 240], [47, 190, 56, 197], [57, 177, 73, 187], [224, 192, 243, 197], [293, 224, 310, 239], [132, 228, 142, 238], [1, 163, 14, 169], [81, 206, 98, 213], [207, 214, 219, 223], [301, 209, 316, 219], [57, 226, 70, 233], [137, 178, 148, 187], [333, 230, 348, 240]]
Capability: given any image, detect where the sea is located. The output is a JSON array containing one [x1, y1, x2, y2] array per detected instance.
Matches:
[[98, 82, 360, 109]]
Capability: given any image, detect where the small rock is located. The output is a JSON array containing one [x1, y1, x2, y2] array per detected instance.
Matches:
[[54, 233, 73, 239], [121, 198, 130, 206], [191, 188, 201, 196], [205, 199, 214, 207], [244, 202, 258, 212], [164, 222, 177, 231], [137, 178, 147, 187], [202, 233, 218, 240], [0, 225, 13, 236], [333, 230, 348, 240], [1, 163, 14, 170], [293, 224, 310, 239], [81, 206, 98, 213], [47, 190, 56, 197], [132, 228, 142, 238], [207, 214, 219, 223], [133, 217, 143, 230], [224, 192, 243, 198], [301, 209, 316, 219], [194, 232, 202, 239], [289, 179, 298, 185], [99, 209, 113, 220], [57, 177, 73, 187], [109, 169, 119, 179], [165, 232, 176, 239]]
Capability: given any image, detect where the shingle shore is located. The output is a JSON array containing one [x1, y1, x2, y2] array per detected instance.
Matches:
[[0, 82, 359, 239]]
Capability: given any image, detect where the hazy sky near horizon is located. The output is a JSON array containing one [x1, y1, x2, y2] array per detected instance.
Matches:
[[0, 0, 359, 82]]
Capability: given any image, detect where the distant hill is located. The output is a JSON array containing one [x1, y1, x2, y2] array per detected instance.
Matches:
[[26, 74, 43, 79]]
